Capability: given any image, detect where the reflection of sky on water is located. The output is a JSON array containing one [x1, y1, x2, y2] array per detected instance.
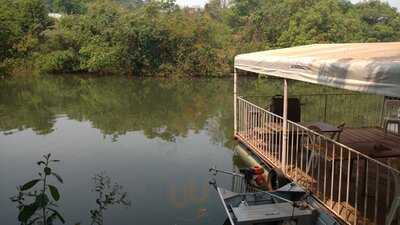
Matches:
[[0, 117, 235, 225]]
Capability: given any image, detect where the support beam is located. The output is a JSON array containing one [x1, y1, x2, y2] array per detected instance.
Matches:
[[282, 79, 288, 171], [234, 68, 237, 135]]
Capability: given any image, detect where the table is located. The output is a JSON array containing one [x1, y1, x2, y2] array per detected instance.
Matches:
[[298, 122, 342, 161], [301, 121, 341, 135], [345, 141, 400, 158]]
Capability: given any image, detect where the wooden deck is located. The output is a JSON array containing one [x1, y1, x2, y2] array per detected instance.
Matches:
[[341, 127, 400, 160], [236, 127, 400, 225], [236, 96, 400, 225]]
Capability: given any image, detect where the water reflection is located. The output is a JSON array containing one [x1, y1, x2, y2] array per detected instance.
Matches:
[[168, 180, 208, 209], [1, 75, 371, 142], [0, 76, 238, 147], [0, 75, 382, 142]]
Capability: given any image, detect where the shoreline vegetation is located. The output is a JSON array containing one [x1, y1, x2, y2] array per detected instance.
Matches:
[[1, 0, 399, 77]]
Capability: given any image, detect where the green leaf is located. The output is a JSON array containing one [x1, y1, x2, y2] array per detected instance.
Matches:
[[46, 212, 57, 225], [35, 193, 49, 208], [48, 208, 65, 224], [27, 217, 40, 225], [18, 203, 38, 222], [43, 154, 49, 160], [21, 179, 41, 191], [44, 167, 52, 175], [37, 161, 45, 166], [55, 211, 65, 224], [52, 172, 63, 183], [48, 185, 60, 201]]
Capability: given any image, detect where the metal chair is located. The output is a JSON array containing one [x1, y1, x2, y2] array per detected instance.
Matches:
[[330, 123, 345, 141], [383, 98, 400, 135]]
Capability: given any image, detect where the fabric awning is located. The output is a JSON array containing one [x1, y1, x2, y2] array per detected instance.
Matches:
[[234, 42, 400, 97]]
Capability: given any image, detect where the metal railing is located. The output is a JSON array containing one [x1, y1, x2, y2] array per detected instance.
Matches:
[[209, 167, 254, 193], [235, 96, 400, 225], [243, 93, 384, 129]]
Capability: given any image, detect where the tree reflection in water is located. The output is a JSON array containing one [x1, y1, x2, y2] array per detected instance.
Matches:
[[0, 75, 239, 148], [0, 75, 382, 148]]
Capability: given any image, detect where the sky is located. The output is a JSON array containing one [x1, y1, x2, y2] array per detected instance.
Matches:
[[176, 0, 400, 10]]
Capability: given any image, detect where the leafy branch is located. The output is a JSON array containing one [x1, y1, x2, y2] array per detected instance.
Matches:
[[11, 153, 64, 225], [90, 172, 131, 225]]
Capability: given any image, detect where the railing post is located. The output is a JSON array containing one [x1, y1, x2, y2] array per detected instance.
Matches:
[[380, 96, 386, 128], [324, 94, 328, 122], [234, 68, 238, 135], [282, 79, 288, 171]]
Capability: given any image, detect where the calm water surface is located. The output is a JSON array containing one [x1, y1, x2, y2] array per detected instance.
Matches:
[[0, 75, 384, 225], [0, 76, 245, 225]]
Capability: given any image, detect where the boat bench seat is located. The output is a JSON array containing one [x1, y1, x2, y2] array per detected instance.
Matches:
[[232, 202, 314, 225]]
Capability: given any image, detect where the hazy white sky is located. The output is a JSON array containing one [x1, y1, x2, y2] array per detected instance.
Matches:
[[176, 0, 400, 10], [350, 0, 400, 10]]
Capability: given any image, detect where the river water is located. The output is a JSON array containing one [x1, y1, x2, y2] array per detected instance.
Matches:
[[0, 76, 245, 225], [0, 75, 384, 225]]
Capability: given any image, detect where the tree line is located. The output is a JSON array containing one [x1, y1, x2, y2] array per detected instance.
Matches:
[[1, 0, 399, 77]]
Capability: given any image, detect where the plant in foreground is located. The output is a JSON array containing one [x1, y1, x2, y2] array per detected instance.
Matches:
[[90, 172, 131, 225], [11, 153, 64, 225]]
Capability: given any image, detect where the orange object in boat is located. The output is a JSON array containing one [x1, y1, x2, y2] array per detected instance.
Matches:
[[252, 166, 264, 175], [255, 174, 267, 186]]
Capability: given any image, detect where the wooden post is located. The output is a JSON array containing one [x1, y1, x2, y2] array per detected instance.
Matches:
[[282, 79, 288, 171], [234, 68, 237, 135]]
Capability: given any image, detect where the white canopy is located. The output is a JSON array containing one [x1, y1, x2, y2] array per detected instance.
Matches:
[[234, 42, 400, 98]]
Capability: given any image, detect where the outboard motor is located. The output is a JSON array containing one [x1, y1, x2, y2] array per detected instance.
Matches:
[[239, 166, 269, 190]]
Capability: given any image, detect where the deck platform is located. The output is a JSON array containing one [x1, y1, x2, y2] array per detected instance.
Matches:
[[236, 127, 400, 225], [341, 127, 400, 160], [236, 95, 400, 225]]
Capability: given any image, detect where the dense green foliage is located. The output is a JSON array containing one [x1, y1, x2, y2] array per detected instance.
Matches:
[[0, 0, 51, 75], [37, 0, 232, 76], [224, 0, 400, 50], [1, 0, 399, 76]]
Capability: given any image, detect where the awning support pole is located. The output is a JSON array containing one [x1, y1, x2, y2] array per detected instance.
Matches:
[[380, 96, 386, 128], [282, 79, 288, 171], [234, 68, 237, 135]]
